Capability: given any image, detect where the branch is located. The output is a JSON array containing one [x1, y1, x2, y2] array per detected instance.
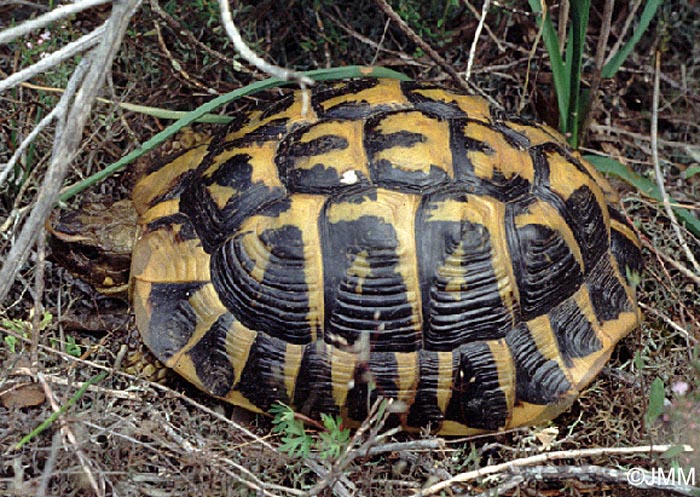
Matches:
[[414, 444, 695, 496], [0, 0, 143, 303], [217, 0, 313, 88], [650, 51, 700, 275], [0, 0, 110, 44]]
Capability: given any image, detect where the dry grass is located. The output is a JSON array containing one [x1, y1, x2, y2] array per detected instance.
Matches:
[[1, 1, 699, 496]]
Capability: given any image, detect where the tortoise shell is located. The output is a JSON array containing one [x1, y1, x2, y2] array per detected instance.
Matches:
[[130, 79, 642, 435]]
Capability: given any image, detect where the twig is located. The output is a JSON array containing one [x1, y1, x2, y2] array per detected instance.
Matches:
[[302, 399, 396, 497], [0, 96, 63, 189], [650, 51, 700, 276], [0, 0, 142, 303], [579, 0, 614, 146], [0, 22, 106, 93], [373, 0, 469, 91], [638, 302, 698, 343], [464, 0, 491, 82], [0, 0, 110, 44], [604, 0, 643, 67], [641, 237, 700, 287], [36, 431, 62, 497], [476, 464, 699, 497], [589, 124, 694, 149], [461, 0, 506, 52], [33, 371, 107, 496], [148, 0, 245, 71], [413, 444, 695, 496], [557, 0, 569, 52], [30, 230, 45, 367], [217, 0, 313, 89]]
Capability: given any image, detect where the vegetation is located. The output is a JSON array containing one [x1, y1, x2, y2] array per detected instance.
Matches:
[[1, 1, 698, 495]]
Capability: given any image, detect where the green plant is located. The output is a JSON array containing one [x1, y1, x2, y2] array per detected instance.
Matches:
[[2, 311, 52, 353], [270, 402, 351, 460], [528, 0, 662, 148], [58, 65, 408, 202]]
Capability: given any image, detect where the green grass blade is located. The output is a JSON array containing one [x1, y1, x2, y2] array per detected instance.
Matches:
[[15, 371, 108, 450], [602, 0, 662, 79], [528, 0, 569, 132], [567, 0, 590, 148], [116, 102, 231, 124], [58, 65, 409, 203], [585, 154, 700, 237]]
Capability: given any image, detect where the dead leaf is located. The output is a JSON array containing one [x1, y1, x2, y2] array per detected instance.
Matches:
[[0, 383, 46, 409]]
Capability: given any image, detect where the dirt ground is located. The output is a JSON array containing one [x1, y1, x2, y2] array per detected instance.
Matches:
[[1, 1, 699, 496]]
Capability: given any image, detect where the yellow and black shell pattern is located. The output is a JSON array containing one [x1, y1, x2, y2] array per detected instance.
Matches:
[[130, 79, 642, 435]]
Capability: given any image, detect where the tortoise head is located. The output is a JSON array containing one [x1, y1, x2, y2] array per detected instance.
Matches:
[[46, 199, 138, 295]]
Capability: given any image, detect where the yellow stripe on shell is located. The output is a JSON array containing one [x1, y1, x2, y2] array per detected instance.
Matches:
[[526, 314, 573, 386], [485, 338, 516, 429], [461, 120, 536, 183], [435, 350, 454, 417], [137, 199, 180, 225], [289, 119, 371, 180], [230, 91, 319, 141], [610, 217, 641, 250], [330, 344, 358, 411], [370, 111, 453, 178], [394, 351, 419, 409], [546, 149, 610, 213], [223, 320, 261, 412], [319, 78, 409, 112], [284, 343, 304, 403], [412, 88, 492, 122], [132, 142, 210, 216], [162, 283, 229, 374], [502, 121, 565, 147], [507, 397, 577, 430], [204, 140, 284, 210], [130, 226, 211, 284]]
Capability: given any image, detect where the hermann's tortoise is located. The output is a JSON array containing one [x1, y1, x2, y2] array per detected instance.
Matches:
[[52, 79, 643, 435]]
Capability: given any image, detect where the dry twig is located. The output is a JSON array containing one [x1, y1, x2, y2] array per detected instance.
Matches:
[[414, 444, 695, 496], [0, 0, 142, 303], [650, 51, 700, 276], [217, 0, 313, 89], [0, 0, 110, 44], [464, 0, 491, 82], [373, 0, 469, 91]]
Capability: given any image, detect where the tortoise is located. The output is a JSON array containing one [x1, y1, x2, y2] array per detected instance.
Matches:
[[49, 78, 642, 435]]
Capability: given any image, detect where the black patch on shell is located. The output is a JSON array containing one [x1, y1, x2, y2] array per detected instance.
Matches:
[[365, 111, 451, 192], [506, 323, 572, 405], [608, 209, 643, 285], [146, 282, 204, 362], [587, 257, 634, 323], [212, 224, 312, 344], [506, 199, 583, 321], [406, 350, 449, 430], [444, 342, 509, 430], [320, 202, 419, 352], [417, 192, 512, 350], [293, 342, 338, 418], [180, 154, 287, 253], [449, 119, 532, 202], [346, 352, 399, 424], [236, 332, 290, 411], [549, 297, 602, 367], [187, 313, 235, 397]]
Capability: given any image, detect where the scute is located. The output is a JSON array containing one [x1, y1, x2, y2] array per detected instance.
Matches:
[[131, 78, 642, 435]]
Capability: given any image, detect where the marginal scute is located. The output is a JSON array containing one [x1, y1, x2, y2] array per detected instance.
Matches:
[[128, 79, 642, 435]]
